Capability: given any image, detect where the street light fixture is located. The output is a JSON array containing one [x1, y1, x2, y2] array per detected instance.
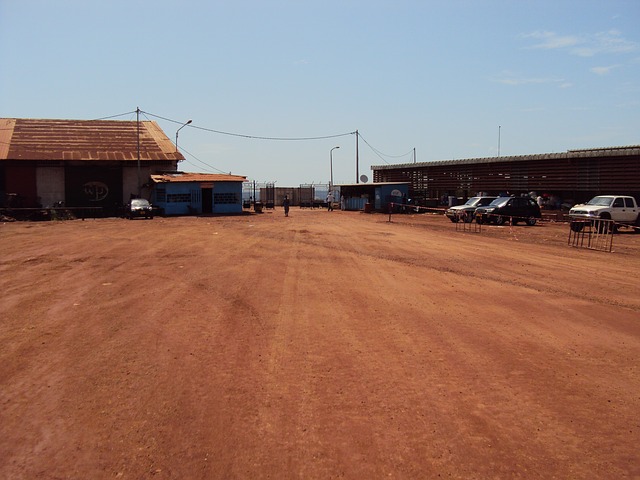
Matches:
[[330, 146, 340, 193], [175, 119, 192, 152]]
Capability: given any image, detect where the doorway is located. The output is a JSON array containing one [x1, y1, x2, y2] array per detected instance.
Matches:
[[202, 188, 213, 213]]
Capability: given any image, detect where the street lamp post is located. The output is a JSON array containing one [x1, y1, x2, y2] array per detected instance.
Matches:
[[330, 146, 340, 193], [175, 119, 192, 152]]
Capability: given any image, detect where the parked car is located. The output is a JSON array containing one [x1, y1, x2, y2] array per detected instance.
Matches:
[[475, 196, 541, 225], [569, 195, 639, 232], [446, 196, 497, 223], [127, 198, 154, 219]]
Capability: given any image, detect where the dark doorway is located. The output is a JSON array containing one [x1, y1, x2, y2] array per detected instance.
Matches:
[[4, 165, 37, 207], [202, 188, 213, 213], [65, 166, 123, 215]]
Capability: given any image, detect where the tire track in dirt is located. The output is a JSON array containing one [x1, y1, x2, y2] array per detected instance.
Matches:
[[1, 213, 639, 478], [292, 219, 640, 312], [248, 227, 322, 475]]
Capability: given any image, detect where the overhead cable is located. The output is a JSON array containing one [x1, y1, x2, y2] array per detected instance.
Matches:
[[91, 111, 138, 121], [178, 145, 230, 175], [358, 132, 414, 164], [142, 110, 355, 141]]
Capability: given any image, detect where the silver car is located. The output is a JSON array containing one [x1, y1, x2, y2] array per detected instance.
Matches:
[[127, 198, 154, 219], [445, 196, 497, 223]]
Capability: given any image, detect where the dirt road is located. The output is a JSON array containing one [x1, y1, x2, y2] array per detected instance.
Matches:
[[1, 210, 639, 479]]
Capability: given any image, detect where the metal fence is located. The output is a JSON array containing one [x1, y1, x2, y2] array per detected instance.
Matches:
[[0, 207, 104, 221], [568, 219, 614, 252], [453, 211, 482, 233]]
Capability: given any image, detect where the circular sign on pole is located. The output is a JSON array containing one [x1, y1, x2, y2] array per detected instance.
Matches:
[[360, 174, 368, 183]]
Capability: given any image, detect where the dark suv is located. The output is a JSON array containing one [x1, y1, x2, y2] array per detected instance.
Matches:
[[475, 196, 541, 226]]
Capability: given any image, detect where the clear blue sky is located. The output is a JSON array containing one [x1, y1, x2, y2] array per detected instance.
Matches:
[[1, 0, 639, 186]]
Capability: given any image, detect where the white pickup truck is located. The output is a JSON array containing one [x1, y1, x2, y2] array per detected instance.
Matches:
[[569, 195, 639, 232]]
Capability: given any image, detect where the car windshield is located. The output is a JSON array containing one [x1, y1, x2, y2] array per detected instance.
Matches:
[[478, 197, 496, 206], [131, 199, 150, 207], [585, 197, 613, 206], [489, 197, 510, 207], [464, 197, 481, 206]]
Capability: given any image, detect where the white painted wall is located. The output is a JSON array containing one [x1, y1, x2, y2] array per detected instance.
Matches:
[[122, 167, 139, 203], [123, 166, 155, 202], [36, 167, 65, 207]]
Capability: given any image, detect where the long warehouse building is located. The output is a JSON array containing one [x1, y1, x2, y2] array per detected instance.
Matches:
[[372, 145, 640, 206]]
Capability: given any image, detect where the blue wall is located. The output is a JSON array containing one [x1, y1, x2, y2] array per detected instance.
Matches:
[[153, 181, 243, 215], [377, 184, 409, 210], [210, 182, 243, 214]]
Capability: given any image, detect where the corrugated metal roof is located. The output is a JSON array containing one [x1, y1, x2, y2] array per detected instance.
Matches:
[[372, 145, 640, 170], [0, 118, 186, 162], [0, 119, 16, 159], [151, 173, 246, 183], [337, 181, 410, 187]]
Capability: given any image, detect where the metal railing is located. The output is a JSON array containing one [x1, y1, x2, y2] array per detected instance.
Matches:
[[568, 218, 614, 252], [453, 211, 482, 233], [0, 207, 104, 221]]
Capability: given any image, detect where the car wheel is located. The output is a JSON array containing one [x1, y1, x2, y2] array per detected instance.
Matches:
[[450, 217, 459, 223], [494, 216, 505, 225], [476, 216, 483, 225], [526, 217, 537, 226], [593, 220, 608, 233], [570, 220, 584, 232], [464, 213, 474, 223], [596, 214, 612, 233]]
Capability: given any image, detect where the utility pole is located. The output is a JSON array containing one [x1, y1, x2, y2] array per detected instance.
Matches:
[[355, 129, 359, 183], [137, 107, 141, 197]]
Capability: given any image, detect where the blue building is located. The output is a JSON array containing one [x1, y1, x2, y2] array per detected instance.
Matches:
[[338, 182, 410, 211], [151, 172, 246, 215]]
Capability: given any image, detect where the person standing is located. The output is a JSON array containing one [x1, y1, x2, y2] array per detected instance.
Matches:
[[326, 192, 334, 211], [283, 195, 290, 217]]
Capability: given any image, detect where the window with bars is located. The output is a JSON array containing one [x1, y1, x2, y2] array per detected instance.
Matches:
[[167, 193, 191, 203], [214, 193, 239, 204]]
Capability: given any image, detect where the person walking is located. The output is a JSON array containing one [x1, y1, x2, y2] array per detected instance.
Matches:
[[326, 192, 334, 211], [283, 195, 290, 217]]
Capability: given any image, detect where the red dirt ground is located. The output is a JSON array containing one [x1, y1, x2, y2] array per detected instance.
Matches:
[[1, 209, 639, 479]]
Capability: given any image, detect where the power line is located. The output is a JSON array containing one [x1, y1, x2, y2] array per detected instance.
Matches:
[[358, 132, 414, 164], [141, 110, 355, 141], [138, 111, 238, 174], [4, 110, 416, 171], [91, 111, 138, 121], [178, 145, 230, 174]]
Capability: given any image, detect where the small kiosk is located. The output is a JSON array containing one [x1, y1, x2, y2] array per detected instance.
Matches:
[[337, 182, 410, 212]]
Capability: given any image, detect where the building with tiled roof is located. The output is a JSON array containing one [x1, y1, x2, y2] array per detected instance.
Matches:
[[0, 118, 184, 213], [150, 172, 247, 215], [151, 172, 246, 184]]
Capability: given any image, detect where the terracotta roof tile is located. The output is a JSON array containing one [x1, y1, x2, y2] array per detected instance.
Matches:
[[0, 118, 186, 162], [151, 173, 246, 183]]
